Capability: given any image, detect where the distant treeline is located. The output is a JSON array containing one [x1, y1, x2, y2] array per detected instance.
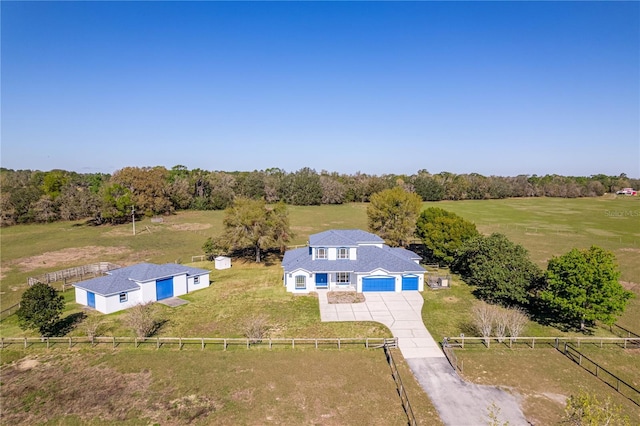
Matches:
[[1, 166, 637, 227]]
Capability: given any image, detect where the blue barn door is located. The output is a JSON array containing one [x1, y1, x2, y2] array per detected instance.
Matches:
[[315, 273, 328, 289], [87, 291, 96, 308], [156, 277, 174, 300]]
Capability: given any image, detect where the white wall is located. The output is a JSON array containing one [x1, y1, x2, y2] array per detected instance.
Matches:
[[285, 270, 312, 293], [139, 280, 157, 302], [102, 289, 143, 314], [75, 288, 88, 306], [189, 273, 210, 291], [173, 274, 188, 296]]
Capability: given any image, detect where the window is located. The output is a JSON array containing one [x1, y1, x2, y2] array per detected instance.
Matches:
[[316, 248, 327, 259], [295, 275, 306, 289], [194, 276, 200, 285], [119, 292, 127, 303], [336, 272, 350, 284], [337, 247, 349, 259]]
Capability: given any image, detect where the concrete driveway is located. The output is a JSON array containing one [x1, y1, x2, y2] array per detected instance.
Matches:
[[318, 291, 528, 425]]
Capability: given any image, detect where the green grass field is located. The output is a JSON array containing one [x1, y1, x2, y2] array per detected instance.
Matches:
[[0, 347, 441, 425], [1, 196, 639, 424]]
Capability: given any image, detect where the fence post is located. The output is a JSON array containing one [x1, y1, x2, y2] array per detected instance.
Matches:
[[338, 338, 341, 350], [156, 337, 160, 350], [246, 339, 249, 349], [46, 338, 50, 349], [113, 336, 116, 349], [135, 337, 138, 348], [292, 338, 295, 349], [179, 338, 182, 350], [315, 339, 318, 349], [224, 339, 227, 351], [24, 337, 27, 349], [269, 339, 272, 350], [201, 338, 204, 351]]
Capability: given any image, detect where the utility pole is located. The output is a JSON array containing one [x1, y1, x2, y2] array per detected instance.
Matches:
[[132, 206, 136, 236]]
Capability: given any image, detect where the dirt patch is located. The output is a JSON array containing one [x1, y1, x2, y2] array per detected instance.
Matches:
[[619, 247, 640, 253], [443, 296, 459, 303], [12, 246, 130, 273], [620, 281, 639, 291], [16, 358, 40, 371], [327, 292, 365, 304], [170, 223, 211, 231]]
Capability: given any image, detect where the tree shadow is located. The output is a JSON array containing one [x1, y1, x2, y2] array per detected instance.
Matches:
[[47, 312, 87, 337], [148, 319, 169, 337]]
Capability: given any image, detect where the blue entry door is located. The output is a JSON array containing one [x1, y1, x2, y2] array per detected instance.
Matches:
[[87, 291, 96, 308], [156, 277, 174, 300], [315, 273, 328, 289]]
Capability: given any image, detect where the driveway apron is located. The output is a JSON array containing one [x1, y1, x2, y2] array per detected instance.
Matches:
[[317, 290, 528, 425]]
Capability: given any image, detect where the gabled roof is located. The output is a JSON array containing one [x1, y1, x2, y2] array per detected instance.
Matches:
[[73, 263, 210, 296], [108, 263, 209, 282], [309, 229, 384, 247], [73, 274, 140, 296], [282, 244, 424, 275]]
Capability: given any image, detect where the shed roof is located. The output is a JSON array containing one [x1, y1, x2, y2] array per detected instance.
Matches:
[[73, 263, 210, 296]]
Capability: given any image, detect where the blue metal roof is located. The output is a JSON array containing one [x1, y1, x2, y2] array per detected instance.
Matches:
[[309, 229, 384, 247], [73, 263, 210, 296]]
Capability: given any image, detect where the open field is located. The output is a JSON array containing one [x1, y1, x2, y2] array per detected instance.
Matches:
[[454, 347, 640, 424], [0, 347, 441, 425], [1, 196, 639, 424]]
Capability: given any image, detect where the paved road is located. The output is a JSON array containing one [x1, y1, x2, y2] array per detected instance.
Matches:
[[318, 291, 529, 425]]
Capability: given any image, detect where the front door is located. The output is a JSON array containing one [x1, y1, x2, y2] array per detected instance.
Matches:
[[315, 273, 328, 289]]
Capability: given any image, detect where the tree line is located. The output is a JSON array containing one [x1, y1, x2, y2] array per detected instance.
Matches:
[[1, 165, 637, 226]]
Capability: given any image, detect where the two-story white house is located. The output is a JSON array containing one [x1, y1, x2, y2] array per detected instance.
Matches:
[[282, 229, 425, 293]]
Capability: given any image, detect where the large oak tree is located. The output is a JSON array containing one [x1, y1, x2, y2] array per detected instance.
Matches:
[[540, 246, 633, 330], [209, 197, 292, 262], [367, 186, 422, 247]]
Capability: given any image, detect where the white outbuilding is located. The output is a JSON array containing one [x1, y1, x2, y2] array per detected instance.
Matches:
[[215, 256, 231, 270]]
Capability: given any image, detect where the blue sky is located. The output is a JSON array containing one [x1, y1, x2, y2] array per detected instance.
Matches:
[[1, 1, 638, 177]]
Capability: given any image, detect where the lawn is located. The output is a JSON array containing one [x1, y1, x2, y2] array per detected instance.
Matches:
[[2, 196, 639, 424], [0, 347, 441, 425]]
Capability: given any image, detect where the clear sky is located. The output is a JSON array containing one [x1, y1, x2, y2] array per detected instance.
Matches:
[[1, 1, 638, 177]]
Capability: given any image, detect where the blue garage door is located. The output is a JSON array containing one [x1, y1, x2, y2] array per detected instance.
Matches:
[[402, 275, 419, 291], [362, 277, 395, 292], [315, 273, 328, 289], [87, 291, 96, 308], [156, 277, 174, 300]]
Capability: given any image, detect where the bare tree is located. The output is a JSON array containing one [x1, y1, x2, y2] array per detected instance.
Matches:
[[472, 302, 496, 346], [243, 314, 270, 344], [494, 307, 508, 343], [506, 307, 528, 344], [83, 314, 105, 340], [124, 302, 159, 338]]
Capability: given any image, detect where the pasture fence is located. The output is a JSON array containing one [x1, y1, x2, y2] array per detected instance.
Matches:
[[383, 342, 417, 426], [0, 336, 395, 352], [0, 303, 21, 321], [443, 335, 638, 350], [442, 338, 463, 373], [27, 262, 121, 290], [561, 342, 640, 407]]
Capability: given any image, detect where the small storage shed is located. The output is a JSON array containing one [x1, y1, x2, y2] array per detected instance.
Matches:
[[215, 256, 231, 270]]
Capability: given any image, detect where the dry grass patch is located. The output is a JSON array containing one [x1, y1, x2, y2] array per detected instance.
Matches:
[[327, 291, 365, 304], [169, 223, 212, 231], [11, 246, 130, 272], [1, 348, 441, 425]]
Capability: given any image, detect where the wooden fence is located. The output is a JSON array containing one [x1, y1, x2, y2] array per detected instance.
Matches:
[[0, 303, 21, 321], [28, 262, 121, 288], [443, 335, 639, 350], [383, 342, 417, 426], [561, 343, 640, 407], [442, 338, 463, 373], [0, 336, 393, 351]]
